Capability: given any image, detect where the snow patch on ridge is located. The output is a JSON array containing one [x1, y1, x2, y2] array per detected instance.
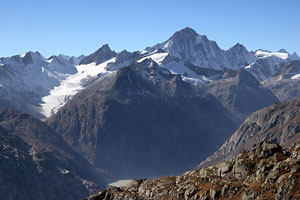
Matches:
[[109, 180, 132, 187], [182, 76, 209, 86], [245, 63, 255, 69], [163, 61, 210, 85], [47, 59, 53, 63], [138, 51, 168, 64], [140, 50, 148, 55], [255, 50, 289, 60], [164, 61, 203, 79], [291, 74, 300, 80]]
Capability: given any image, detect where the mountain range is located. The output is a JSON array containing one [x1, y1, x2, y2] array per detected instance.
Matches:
[[46, 62, 237, 180], [0, 27, 299, 120], [1, 27, 300, 199]]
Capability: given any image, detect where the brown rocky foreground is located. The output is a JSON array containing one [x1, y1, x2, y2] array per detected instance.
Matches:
[[84, 141, 300, 200]]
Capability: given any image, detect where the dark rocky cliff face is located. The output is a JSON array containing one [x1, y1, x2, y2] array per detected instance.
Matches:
[[199, 97, 300, 168], [85, 141, 300, 200], [0, 108, 107, 200], [47, 64, 238, 181]]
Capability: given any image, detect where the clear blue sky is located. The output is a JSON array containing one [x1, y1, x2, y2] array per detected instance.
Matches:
[[1, 0, 299, 58]]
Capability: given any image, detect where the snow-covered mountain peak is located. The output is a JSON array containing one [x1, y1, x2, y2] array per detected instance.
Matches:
[[145, 28, 257, 70]]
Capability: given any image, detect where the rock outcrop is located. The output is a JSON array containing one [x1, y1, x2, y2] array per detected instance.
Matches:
[[84, 141, 300, 200]]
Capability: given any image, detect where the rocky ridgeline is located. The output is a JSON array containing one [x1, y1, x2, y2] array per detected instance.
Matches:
[[85, 141, 300, 200]]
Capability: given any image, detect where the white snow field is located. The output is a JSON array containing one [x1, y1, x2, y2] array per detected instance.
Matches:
[[255, 50, 289, 60], [109, 180, 132, 187], [41, 58, 116, 117]]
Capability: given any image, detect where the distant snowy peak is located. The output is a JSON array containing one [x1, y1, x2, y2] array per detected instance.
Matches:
[[0, 51, 83, 119], [246, 49, 300, 81], [162, 27, 209, 51], [255, 49, 300, 61], [226, 43, 256, 68], [255, 50, 289, 60], [145, 27, 255, 70], [0, 51, 79, 89], [79, 44, 117, 65], [147, 27, 221, 61], [146, 27, 202, 52]]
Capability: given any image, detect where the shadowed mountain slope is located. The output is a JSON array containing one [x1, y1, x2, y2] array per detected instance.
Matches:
[[0, 108, 107, 200], [47, 62, 238, 181]]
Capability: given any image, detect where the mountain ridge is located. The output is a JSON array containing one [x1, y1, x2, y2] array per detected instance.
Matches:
[[0, 27, 299, 119], [46, 62, 238, 181], [199, 96, 300, 168]]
